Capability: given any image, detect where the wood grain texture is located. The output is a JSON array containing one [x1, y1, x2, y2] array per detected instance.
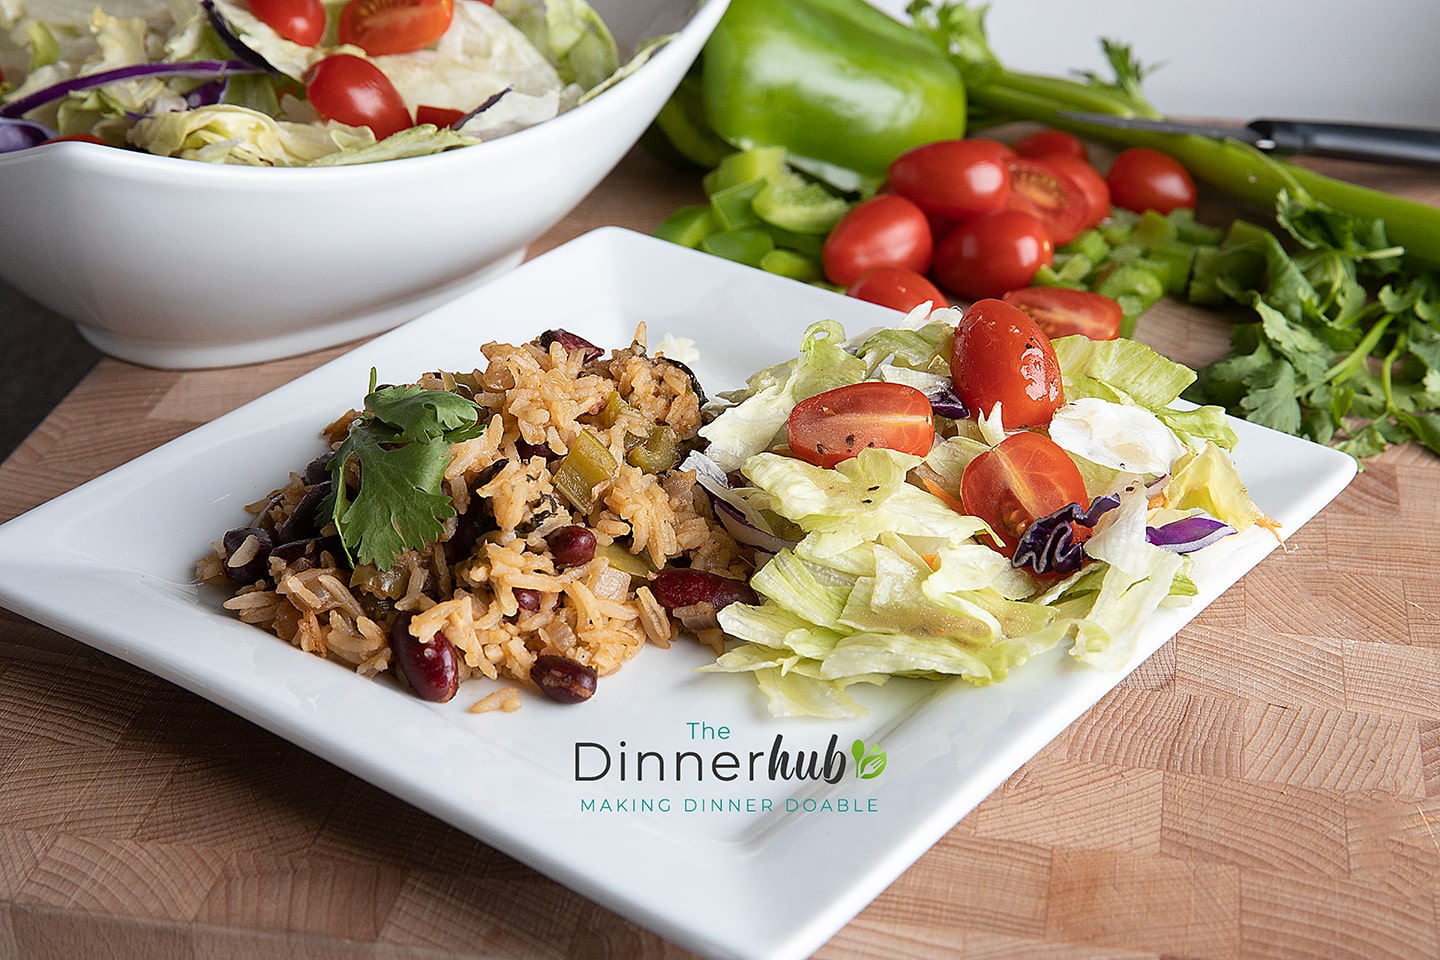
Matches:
[[1, 144, 1438, 960]]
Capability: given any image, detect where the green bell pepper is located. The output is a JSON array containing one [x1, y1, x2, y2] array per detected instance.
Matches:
[[672, 0, 967, 192]]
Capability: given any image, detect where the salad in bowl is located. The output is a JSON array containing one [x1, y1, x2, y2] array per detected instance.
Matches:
[[0, 0, 642, 163], [0, 0, 728, 369]]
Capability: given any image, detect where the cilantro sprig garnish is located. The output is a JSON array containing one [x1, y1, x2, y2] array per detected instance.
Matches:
[[325, 370, 485, 570]]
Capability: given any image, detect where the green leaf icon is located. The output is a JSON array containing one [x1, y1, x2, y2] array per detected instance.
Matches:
[[852, 740, 886, 779], [858, 751, 886, 779]]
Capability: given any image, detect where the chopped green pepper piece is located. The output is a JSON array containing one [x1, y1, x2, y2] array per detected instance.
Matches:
[[626, 425, 681, 474], [554, 431, 617, 513], [700, 228, 775, 267], [702, 146, 789, 194], [654, 205, 719, 248], [752, 172, 849, 235], [759, 248, 825, 282], [708, 179, 764, 231]]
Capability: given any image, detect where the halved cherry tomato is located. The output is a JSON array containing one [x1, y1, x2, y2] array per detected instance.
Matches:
[[887, 139, 1012, 221], [1001, 287, 1123, 340], [846, 266, 949, 314], [786, 381, 935, 469], [338, 0, 454, 55], [949, 298, 1064, 428], [931, 208, 1053, 302], [1013, 129, 1088, 162], [960, 430, 1088, 554], [41, 133, 109, 145], [250, 0, 327, 46], [305, 54, 413, 140], [821, 194, 933, 287], [416, 104, 465, 128], [1004, 156, 1088, 245], [1041, 154, 1111, 230], [1106, 147, 1197, 214]]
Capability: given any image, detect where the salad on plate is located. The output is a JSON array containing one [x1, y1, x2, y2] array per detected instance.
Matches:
[[0, 0, 646, 163], [199, 296, 1273, 721]]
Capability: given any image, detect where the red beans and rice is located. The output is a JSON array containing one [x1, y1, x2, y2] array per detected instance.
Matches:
[[198, 327, 751, 708]]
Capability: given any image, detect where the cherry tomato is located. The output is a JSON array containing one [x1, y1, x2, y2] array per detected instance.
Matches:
[[305, 54, 413, 140], [786, 381, 935, 469], [41, 133, 109, 145], [1012, 129, 1088, 162], [931, 208, 1053, 302], [821, 194, 933, 287], [949, 297, 1064, 428], [338, 0, 454, 55], [1001, 287, 1123, 340], [1041, 154, 1111, 230], [416, 104, 465, 128], [960, 430, 1089, 554], [249, 0, 327, 46], [1004, 157, 1088, 246], [846, 266, 948, 314], [887, 139, 1012, 220], [1106, 147, 1198, 214]]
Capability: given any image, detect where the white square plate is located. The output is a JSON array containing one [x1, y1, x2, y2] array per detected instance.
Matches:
[[0, 227, 1357, 960]]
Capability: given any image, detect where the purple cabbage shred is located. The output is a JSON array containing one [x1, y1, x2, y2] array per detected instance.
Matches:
[[1011, 494, 1119, 575]]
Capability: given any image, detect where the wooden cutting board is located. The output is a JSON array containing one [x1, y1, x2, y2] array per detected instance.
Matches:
[[0, 144, 1437, 960]]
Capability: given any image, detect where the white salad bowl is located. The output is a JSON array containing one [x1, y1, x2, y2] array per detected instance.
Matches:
[[0, 0, 729, 369]]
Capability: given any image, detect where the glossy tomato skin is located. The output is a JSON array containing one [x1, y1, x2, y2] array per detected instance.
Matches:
[[822, 194, 933, 287], [960, 430, 1088, 554], [1013, 129, 1088, 162], [949, 298, 1064, 428], [931, 208, 1053, 302], [1041, 154, 1111, 230], [1004, 156, 1088, 245], [305, 54, 413, 140], [339, 0, 454, 55], [1106, 147, 1198, 214], [416, 104, 465, 128], [250, 0, 327, 45], [1002, 287, 1123, 340], [846, 266, 948, 314], [887, 139, 1012, 220], [786, 381, 935, 469]]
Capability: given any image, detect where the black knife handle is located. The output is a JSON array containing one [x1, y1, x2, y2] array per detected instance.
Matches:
[[1249, 119, 1440, 167]]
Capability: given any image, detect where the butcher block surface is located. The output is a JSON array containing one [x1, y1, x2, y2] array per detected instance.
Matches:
[[0, 144, 1437, 960]]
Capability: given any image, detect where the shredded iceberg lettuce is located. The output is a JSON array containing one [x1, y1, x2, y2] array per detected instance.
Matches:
[[701, 315, 1260, 718]]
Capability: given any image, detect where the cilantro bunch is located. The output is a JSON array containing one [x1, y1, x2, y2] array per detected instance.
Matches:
[[1185, 189, 1440, 458], [324, 372, 486, 570]]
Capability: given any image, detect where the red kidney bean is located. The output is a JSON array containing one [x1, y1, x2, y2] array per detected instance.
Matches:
[[514, 588, 542, 612], [649, 568, 758, 611], [390, 612, 459, 703], [546, 525, 597, 567], [221, 526, 272, 584], [277, 479, 333, 543], [538, 329, 603, 363], [302, 451, 333, 485], [530, 654, 597, 704]]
